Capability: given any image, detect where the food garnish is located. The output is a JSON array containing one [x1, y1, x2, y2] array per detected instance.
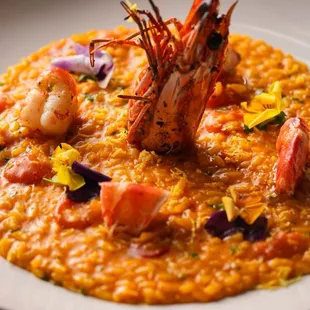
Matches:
[[101, 182, 169, 235], [125, 0, 138, 22], [51, 43, 114, 89], [222, 196, 266, 225], [67, 161, 111, 202], [45, 143, 111, 201], [275, 117, 309, 195], [241, 81, 286, 130], [45, 143, 85, 191], [205, 210, 268, 242], [90, 0, 238, 153]]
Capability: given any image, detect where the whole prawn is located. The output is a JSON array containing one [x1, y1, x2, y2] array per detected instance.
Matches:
[[90, 0, 237, 153]]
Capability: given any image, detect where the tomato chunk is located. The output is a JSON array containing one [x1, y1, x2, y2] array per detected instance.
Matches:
[[4, 154, 51, 184], [101, 182, 169, 235], [253, 231, 309, 260]]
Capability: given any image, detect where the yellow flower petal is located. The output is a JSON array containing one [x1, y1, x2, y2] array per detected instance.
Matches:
[[240, 203, 266, 225], [246, 109, 281, 129], [56, 166, 85, 191], [53, 143, 81, 167], [46, 143, 85, 191], [222, 196, 238, 222], [242, 81, 285, 129], [125, 0, 139, 22]]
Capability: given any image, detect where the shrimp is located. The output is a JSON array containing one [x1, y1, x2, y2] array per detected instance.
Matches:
[[90, 0, 237, 154], [275, 117, 310, 195], [20, 67, 77, 136], [101, 182, 169, 235]]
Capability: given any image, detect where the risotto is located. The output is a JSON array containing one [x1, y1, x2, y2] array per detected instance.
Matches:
[[0, 1, 310, 306]]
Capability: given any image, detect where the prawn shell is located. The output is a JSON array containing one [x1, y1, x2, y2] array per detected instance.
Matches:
[[275, 117, 310, 195]]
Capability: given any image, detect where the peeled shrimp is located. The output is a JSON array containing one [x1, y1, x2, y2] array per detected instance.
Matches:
[[20, 67, 77, 135]]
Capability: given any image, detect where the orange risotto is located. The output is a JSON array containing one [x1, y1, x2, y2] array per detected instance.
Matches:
[[0, 25, 310, 304]]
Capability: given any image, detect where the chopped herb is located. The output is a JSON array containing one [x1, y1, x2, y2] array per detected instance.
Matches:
[[10, 228, 20, 233], [244, 125, 253, 133], [177, 273, 185, 279], [0, 81, 4, 86], [78, 74, 98, 82], [212, 203, 224, 210], [273, 111, 286, 125], [190, 252, 199, 259], [230, 246, 238, 254], [256, 123, 268, 131], [85, 94, 95, 102], [292, 97, 304, 104], [245, 112, 286, 133], [255, 89, 264, 95]]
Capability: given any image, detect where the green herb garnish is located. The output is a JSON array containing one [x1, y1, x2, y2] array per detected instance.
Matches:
[[85, 94, 95, 102], [212, 203, 224, 210], [244, 112, 286, 133], [190, 252, 199, 259], [292, 97, 304, 104], [244, 125, 253, 133], [0, 81, 4, 86], [177, 273, 185, 279], [78, 74, 98, 82], [230, 246, 238, 254], [273, 111, 286, 125]]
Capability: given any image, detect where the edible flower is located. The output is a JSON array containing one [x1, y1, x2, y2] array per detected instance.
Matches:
[[241, 81, 286, 130], [51, 43, 114, 89], [45, 143, 112, 202], [45, 143, 85, 191], [125, 0, 139, 22], [205, 191, 268, 242], [205, 211, 268, 242], [67, 161, 111, 202], [222, 196, 266, 225]]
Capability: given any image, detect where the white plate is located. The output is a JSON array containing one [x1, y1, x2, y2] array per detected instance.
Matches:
[[1, 0, 310, 309]]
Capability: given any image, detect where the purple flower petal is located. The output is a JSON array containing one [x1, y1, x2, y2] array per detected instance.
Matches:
[[51, 44, 114, 89], [205, 211, 235, 238], [242, 217, 268, 242], [66, 162, 111, 202], [72, 161, 111, 182], [205, 211, 268, 242], [67, 181, 100, 203], [73, 43, 103, 58]]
